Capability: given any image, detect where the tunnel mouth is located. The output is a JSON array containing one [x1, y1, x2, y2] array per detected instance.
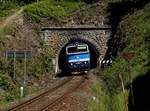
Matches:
[[58, 38, 100, 73]]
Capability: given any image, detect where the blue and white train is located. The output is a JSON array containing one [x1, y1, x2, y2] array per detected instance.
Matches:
[[66, 42, 90, 74]]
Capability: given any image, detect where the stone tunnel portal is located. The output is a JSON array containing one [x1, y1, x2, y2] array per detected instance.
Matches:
[[40, 27, 111, 74], [58, 38, 100, 73]]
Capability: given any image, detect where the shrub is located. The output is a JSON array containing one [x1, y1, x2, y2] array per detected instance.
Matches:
[[5, 87, 20, 101], [0, 71, 9, 90], [0, 1, 20, 17], [23, 0, 84, 21], [101, 58, 129, 94], [29, 52, 53, 78]]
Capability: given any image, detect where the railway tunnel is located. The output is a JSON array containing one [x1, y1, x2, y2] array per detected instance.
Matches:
[[58, 38, 100, 72], [40, 27, 111, 74]]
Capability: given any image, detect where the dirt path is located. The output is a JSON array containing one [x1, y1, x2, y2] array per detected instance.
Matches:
[[0, 8, 23, 29]]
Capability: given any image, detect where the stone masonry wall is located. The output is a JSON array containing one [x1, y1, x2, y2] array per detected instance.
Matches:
[[40, 28, 111, 73]]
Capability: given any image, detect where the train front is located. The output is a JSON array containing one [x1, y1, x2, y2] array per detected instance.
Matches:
[[66, 42, 90, 74]]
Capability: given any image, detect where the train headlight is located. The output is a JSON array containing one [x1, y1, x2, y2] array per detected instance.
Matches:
[[102, 60, 105, 64], [70, 63, 73, 66], [84, 61, 87, 64]]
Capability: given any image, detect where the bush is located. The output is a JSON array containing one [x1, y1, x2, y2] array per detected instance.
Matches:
[[0, 71, 9, 90], [5, 87, 20, 101], [29, 52, 53, 78], [101, 58, 129, 94], [0, 1, 20, 17], [23, 0, 84, 21]]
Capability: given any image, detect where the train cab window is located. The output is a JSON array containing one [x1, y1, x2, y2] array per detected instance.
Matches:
[[67, 45, 88, 54], [77, 46, 87, 52], [67, 47, 77, 53]]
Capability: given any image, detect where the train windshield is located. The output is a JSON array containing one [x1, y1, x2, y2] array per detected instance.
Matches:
[[67, 45, 88, 53], [67, 47, 77, 53]]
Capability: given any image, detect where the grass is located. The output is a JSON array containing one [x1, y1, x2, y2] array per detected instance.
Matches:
[[0, 25, 15, 40], [112, 90, 129, 111], [23, 0, 85, 21], [0, 1, 21, 17], [88, 82, 109, 111], [88, 82, 129, 111]]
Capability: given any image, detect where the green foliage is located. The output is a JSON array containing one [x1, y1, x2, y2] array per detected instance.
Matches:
[[23, 0, 84, 21], [0, 71, 8, 89], [5, 87, 20, 101], [101, 58, 129, 94], [89, 2, 150, 111], [112, 90, 129, 111], [0, 51, 53, 107], [101, 1, 150, 94], [0, 1, 20, 17], [29, 52, 53, 78], [121, 5, 150, 51], [120, 3, 150, 79], [0, 25, 15, 40], [0, 59, 14, 90], [88, 82, 110, 111]]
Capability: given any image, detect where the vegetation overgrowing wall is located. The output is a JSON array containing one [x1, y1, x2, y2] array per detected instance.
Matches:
[[89, 1, 150, 111]]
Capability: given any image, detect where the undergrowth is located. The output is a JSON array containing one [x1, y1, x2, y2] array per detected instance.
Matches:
[[88, 82, 109, 111], [23, 0, 85, 21], [0, 49, 53, 108], [0, 1, 21, 17], [89, 2, 150, 111]]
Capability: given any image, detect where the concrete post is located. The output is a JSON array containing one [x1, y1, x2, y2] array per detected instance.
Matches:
[[20, 86, 24, 97]]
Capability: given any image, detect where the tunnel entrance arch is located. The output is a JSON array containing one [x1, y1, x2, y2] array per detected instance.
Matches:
[[40, 27, 111, 74], [57, 38, 100, 73]]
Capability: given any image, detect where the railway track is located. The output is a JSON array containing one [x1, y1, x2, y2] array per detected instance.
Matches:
[[7, 77, 73, 111], [6, 76, 85, 111], [40, 76, 85, 111]]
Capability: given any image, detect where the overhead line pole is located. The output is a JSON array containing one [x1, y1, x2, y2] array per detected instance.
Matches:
[[24, 52, 27, 85], [13, 51, 16, 80]]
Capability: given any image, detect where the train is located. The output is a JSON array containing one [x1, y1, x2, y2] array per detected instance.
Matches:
[[66, 42, 90, 74]]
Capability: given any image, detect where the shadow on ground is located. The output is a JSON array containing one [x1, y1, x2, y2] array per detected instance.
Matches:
[[128, 71, 150, 111], [56, 72, 87, 77]]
